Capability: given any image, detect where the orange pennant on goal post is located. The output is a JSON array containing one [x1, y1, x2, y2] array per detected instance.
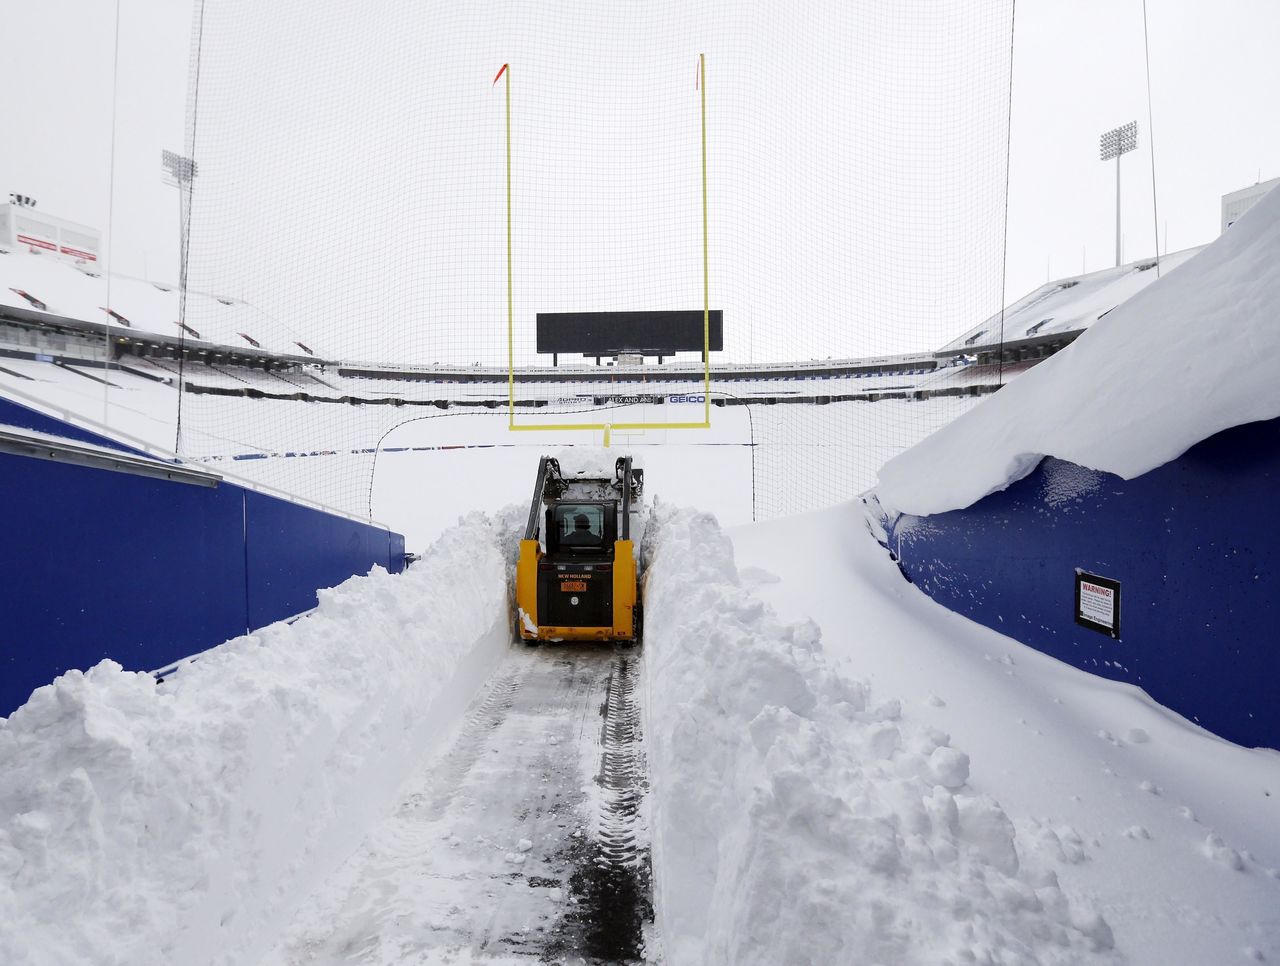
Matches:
[[493, 64, 508, 85]]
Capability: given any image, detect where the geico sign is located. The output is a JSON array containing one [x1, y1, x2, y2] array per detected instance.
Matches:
[[667, 394, 706, 404]]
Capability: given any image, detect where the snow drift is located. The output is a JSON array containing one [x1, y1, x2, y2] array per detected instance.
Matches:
[[874, 183, 1280, 517], [0, 515, 509, 966], [642, 505, 1115, 964]]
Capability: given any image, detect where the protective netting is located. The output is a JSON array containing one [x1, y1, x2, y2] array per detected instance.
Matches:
[[176, 0, 1014, 522]]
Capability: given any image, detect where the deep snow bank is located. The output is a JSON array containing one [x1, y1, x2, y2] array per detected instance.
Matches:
[[642, 505, 1115, 965], [875, 183, 1280, 517], [0, 514, 509, 966]]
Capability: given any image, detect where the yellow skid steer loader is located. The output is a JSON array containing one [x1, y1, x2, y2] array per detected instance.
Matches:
[[515, 456, 643, 643]]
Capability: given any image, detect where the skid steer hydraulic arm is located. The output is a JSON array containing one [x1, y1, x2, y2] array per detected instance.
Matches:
[[619, 456, 632, 540], [524, 457, 550, 541], [524, 456, 563, 541]]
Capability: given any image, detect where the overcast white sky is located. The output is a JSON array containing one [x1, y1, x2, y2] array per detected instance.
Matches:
[[3, 0, 1278, 349]]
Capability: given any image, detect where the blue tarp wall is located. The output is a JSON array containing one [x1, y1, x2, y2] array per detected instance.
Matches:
[[884, 416, 1280, 749], [0, 396, 406, 718]]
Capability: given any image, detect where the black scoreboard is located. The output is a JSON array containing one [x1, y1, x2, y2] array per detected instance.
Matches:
[[536, 310, 724, 357]]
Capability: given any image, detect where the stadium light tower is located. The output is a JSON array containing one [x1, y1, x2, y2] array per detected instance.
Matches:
[[1099, 120, 1138, 267], [161, 149, 198, 292]]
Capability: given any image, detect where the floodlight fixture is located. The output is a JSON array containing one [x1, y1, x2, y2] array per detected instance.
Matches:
[[161, 149, 199, 293], [1098, 121, 1137, 162], [1099, 121, 1138, 266], [161, 149, 198, 187], [8, 193, 37, 208]]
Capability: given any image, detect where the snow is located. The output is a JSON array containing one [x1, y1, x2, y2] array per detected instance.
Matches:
[[875, 183, 1280, 517], [369, 419, 755, 550], [2, 455, 1278, 962], [0, 252, 321, 359], [0, 312, 976, 525], [0, 515, 509, 966], [547, 444, 638, 481], [259, 643, 654, 964], [2, 13, 1276, 957], [937, 246, 1203, 353], [5, 300, 1280, 962], [730, 502, 1280, 965], [643, 505, 1118, 965], [367, 398, 972, 549]]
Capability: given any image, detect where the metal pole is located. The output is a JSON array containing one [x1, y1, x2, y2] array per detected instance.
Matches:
[[178, 186, 188, 293], [505, 66, 513, 427], [1115, 154, 1122, 267], [1099, 121, 1136, 270], [700, 53, 710, 429]]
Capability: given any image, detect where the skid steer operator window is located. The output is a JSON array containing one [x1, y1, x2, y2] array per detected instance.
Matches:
[[555, 504, 605, 549]]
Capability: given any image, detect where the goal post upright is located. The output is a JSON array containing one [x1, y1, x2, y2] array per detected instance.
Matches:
[[498, 62, 514, 430], [701, 51, 710, 429]]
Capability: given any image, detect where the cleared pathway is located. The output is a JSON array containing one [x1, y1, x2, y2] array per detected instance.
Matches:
[[264, 644, 654, 965]]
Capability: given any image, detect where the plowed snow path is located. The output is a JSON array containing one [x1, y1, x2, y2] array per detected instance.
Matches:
[[264, 644, 655, 965]]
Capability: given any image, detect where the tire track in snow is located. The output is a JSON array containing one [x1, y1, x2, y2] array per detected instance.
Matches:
[[264, 644, 655, 965], [397, 665, 524, 821], [597, 653, 647, 863], [546, 650, 655, 964]]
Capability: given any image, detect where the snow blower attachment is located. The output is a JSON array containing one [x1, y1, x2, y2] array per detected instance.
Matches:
[[516, 456, 644, 643]]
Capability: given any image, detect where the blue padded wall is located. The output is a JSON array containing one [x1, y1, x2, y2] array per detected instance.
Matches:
[[1, 399, 407, 718], [885, 417, 1280, 749], [245, 489, 402, 628], [0, 451, 248, 707]]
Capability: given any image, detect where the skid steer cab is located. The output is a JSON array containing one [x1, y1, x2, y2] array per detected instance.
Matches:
[[515, 455, 644, 644]]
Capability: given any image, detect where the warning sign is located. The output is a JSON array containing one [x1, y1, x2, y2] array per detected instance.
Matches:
[[1079, 580, 1114, 625], [1075, 570, 1121, 639]]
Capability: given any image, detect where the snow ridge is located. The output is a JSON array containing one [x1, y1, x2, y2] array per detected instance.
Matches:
[[875, 182, 1280, 518], [642, 505, 1116, 965], [0, 514, 510, 966]]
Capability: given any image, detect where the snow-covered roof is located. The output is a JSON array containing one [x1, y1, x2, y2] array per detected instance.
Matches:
[[874, 182, 1280, 518], [938, 246, 1204, 355]]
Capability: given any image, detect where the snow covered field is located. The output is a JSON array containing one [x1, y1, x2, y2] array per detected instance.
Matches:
[[368, 400, 972, 549], [0, 332, 975, 530]]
